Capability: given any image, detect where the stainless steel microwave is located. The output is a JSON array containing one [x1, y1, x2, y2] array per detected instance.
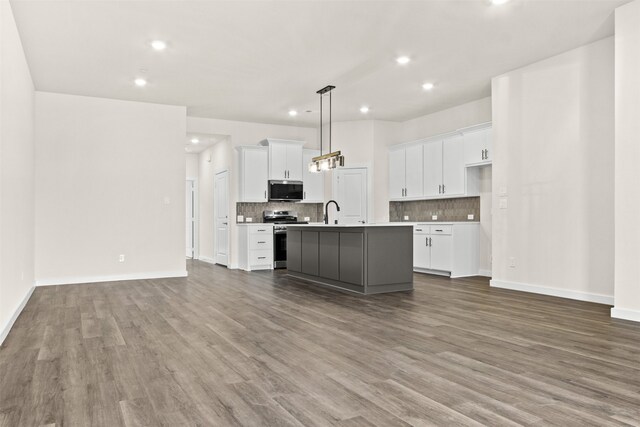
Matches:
[[268, 180, 303, 202]]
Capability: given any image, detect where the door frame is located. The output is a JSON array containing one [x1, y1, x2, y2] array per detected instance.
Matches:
[[186, 178, 199, 260], [214, 169, 230, 266], [332, 166, 369, 224]]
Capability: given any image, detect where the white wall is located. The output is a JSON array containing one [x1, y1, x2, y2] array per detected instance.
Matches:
[[491, 37, 615, 304], [35, 92, 187, 284], [186, 153, 199, 179], [0, 1, 36, 344], [613, 0, 640, 321], [187, 116, 317, 267]]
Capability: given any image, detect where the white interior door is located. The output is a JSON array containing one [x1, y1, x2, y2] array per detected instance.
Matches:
[[334, 168, 368, 225], [214, 171, 229, 266], [186, 180, 195, 258]]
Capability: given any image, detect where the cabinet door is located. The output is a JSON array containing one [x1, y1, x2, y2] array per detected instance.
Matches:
[[388, 149, 405, 199], [301, 149, 324, 203], [464, 129, 486, 165], [269, 143, 288, 180], [413, 233, 431, 269], [301, 231, 319, 276], [484, 127, 492, 162], [423, 141, 443, 197], [405, 145, 423, 198], [430, 235, 452, 271], [442, 135, 465, 196], [287, 230, 302, 272], [286, 144, 303, 181], [242, 149, 268, 201], [339, 232, 364, 286]]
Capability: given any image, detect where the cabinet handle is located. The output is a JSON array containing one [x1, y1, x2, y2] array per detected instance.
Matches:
[[429, 237, 432, 246], [435, 229, 443, 232], [258, 256, 266, 259], [304, 191, 306, 199], [485, 149, 488, 159], [442, 185, 445, 194], [416, 228, 422, 232], [258, 241, 266, 244], [257, 229, 266, 232], [426, 237, 428, 246], [264, 190, 267, 199], [481, 149, 484, 160]]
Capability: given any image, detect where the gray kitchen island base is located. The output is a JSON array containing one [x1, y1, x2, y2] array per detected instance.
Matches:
[[286, 224, 414, 295]]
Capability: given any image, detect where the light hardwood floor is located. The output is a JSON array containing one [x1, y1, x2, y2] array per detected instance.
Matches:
[[1, 260, 640, 426]]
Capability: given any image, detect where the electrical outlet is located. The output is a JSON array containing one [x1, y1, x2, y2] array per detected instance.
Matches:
[[467, 214, 474, 220], [499, 198, 508, 209], [237, 215, 244, 223], [403, 215, 409, 221], [431, 215, 438, 221], [304, 217, 310, 222], [509, 257, 516, 268], [119, 254, 125, 263], [246, 217, 253, 222]]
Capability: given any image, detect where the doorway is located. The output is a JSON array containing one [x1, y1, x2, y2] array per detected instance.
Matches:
[[333, 167, 368, 224], [214, 170, 229, 266], [185, 179, 198, 258]]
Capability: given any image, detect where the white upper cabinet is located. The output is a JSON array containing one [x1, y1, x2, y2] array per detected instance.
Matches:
[[463, 124, 492, 166], [389, 145, 423, 199], [260, 139, 304, 181], [301, 149, 324, 203], [423, 141, 443, 197], [236, 146, 268, 202], [405, 145, 423, 197], [442, 135, 465, 196]]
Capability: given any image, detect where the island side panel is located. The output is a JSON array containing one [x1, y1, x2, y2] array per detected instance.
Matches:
[[366, 227, 414, 286], [287, 229, 302, 272], [319, 232, 340, 280], [301, 231, 319, 276], [339, 232, 364, 286]]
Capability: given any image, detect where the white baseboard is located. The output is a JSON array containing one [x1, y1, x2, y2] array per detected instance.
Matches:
[[611, 307, 640, 323], [478, 269, 492, 277], [197, 256, 216, 265], [35, 270, 188, 287], [490, 279, 614, 305], [0, 285, 35, 346]]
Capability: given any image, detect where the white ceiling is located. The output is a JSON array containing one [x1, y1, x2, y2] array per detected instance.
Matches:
[[11, 0, 627, 127]]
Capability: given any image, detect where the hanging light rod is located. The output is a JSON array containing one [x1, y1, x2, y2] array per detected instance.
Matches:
[[309, 85, 344, 173]]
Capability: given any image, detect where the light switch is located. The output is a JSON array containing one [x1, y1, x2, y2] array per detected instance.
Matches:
[[467, 214, 474, 220], [246, 217, 253, 222], [499, 198, 508, 209], [403, 215, 409, 221], [432, 215, 438, 220], [237, 215, 244, 223], [304, 217, 310, 221]]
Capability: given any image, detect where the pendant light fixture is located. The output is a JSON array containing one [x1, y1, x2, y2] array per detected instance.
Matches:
[[308, 85, 345, 173]]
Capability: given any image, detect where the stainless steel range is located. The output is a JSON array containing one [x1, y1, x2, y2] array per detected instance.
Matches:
[[262, 210, 308, 269]]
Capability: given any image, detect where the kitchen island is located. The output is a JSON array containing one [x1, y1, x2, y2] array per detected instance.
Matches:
[[286, 224, 413, 294]]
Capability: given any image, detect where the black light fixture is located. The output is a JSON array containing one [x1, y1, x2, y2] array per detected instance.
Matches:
[[308, 85, 345, 173]]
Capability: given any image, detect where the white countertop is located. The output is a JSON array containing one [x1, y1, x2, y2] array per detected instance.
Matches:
[[287, 223, 414, 228], [236, 223, 274, 226]]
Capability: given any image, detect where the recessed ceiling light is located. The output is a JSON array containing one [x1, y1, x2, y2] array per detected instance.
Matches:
[[422, 82, 435, 91], [134, 78, 147, 87], [396, 56, 411, 65], [360, 106, 369, 114], [191, 138, 199, 144], [151, 40, 167, 51], [491, 0, 510, 4], [289, 110, 298, 117]]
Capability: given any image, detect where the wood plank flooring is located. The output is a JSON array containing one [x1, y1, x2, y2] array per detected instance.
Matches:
[[1, 260, 640, 426]]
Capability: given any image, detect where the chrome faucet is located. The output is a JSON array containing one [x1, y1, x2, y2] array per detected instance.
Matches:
[[324, 200, 340, 224]]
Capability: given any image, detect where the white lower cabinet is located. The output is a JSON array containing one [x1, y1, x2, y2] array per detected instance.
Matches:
[[413, 223, 478, 278], [238, 224, 274, 271]]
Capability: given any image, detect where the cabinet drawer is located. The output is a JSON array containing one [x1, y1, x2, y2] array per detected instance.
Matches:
[[430, 225, 452, 235], [250, 226, 272, 234], [414, 225, 431, 234], [249, 250, 272, 265], [249, 234, 272, 250]]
